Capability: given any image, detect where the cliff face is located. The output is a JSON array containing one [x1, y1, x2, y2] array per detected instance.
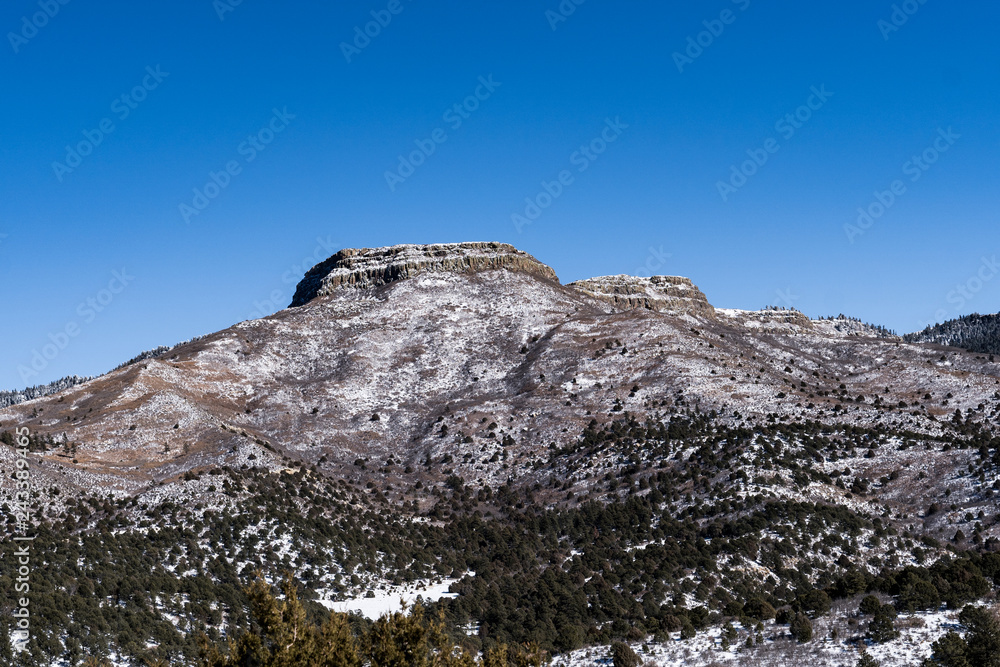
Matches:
[[290, 242, 559, 306], [567, 275, 716, 318]]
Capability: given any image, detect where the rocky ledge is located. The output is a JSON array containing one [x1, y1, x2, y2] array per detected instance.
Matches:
[[716, 307, 814, 330], [290, 242, 559, 306], [568, 275, 716, 318]]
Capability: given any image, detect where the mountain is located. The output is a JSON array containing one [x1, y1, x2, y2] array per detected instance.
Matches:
[[2, 242, 1000, 666], [905, 313, 1000, 356], [3, 242, 994, 495]]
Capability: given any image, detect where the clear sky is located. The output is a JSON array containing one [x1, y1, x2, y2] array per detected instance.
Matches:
[[1, 0, 998, 390]]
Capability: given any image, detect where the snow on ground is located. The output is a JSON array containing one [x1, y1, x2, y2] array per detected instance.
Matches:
[[552, 610, 957, 667], [317, 574, 470, 620]]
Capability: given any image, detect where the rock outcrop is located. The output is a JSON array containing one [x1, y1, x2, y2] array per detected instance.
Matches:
[[290, 242, 559, 306], [567, 275, 716, 318], [716, 307, 814, 331], [814, 316, 900, 340]]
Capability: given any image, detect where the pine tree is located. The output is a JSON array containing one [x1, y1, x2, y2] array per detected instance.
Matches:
[[199, 575, 362, 667], [859, 595, 882, 616], [959, 605, 1000, 667], [610, 641, 641, 667], [930, 631, 971, 667], [867, 606, 900, 643], [790, 613, 813, 643], [856, 650, 881, 667]]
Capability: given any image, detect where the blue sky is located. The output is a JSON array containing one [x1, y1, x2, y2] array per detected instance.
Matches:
[[1, 0, 997, 390]]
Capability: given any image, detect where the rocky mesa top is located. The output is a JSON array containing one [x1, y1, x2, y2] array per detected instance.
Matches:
[[290, 242, 560, 306]]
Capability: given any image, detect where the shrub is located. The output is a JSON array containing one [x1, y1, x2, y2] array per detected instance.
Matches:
[[790, 613, 813, 643], [743, 598, 776, 621], [610, 641, 641, 667], [860, 595, 882, 616], [866, 608, 900, 644], [856, 651, 880, 667]]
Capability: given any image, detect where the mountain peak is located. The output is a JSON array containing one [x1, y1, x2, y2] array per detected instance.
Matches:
[[290, 242, 558, 306]]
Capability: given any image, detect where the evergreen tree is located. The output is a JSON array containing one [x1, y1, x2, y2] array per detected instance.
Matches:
[[930, 631, 971, 667], [867, 605, 900, 643], [610, 641, 641, 667], [959, 605, 1000, 667], [859, 595, 882, 616], [199, 575, 362, 667], [790, 613, 813, 643], [857, 650, 881, 667]]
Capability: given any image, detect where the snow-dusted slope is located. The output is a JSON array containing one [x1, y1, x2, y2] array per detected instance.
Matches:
[[1, 243, 997, 498]]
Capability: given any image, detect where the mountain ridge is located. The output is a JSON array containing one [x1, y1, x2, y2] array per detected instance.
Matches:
[[7, 241, 988, 405], [2, 241, 998, 495]]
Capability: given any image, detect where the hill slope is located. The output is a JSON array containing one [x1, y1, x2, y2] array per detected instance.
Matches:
[[2, 242, 1000, 666]]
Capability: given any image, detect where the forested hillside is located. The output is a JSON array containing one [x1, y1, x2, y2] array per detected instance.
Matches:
[[5, 409, 1000, 665], [0, 375, 89, 409], [906, 313, 1000, 355]]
